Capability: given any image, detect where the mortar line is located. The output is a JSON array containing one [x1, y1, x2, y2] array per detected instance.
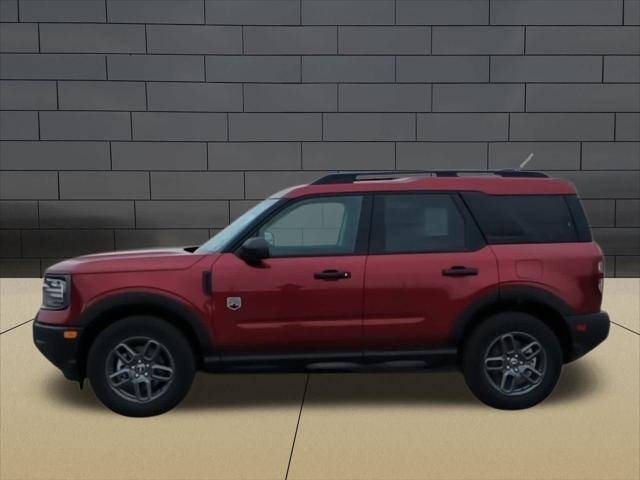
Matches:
[[579, 141, 583, 170], [0, 319, 33, 336], [285, 373, 310, 480], [394, 141, 397, 170]]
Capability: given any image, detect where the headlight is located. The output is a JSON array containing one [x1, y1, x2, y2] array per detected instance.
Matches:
[[42, 275, 70, 309]]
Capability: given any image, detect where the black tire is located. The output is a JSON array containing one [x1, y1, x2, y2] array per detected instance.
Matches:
[[87, 316, 196, 417], [462, 312, 562, 410]]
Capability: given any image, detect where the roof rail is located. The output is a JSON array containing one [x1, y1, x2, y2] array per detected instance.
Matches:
[[311, 169, 548, 185]]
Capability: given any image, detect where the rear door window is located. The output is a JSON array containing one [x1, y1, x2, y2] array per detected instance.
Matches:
[[461, 193, 582, 244], [370, 193, 481, 253]]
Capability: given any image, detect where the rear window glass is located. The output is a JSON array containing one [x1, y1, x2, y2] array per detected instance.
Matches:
[[462, 193, 586, 244]]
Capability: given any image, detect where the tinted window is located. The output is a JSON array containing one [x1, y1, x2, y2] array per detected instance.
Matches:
[[462, 193, 581, 244], [258, 195, 363, 257], [371, 194, 471, 253], [565, 195, 593, 242]]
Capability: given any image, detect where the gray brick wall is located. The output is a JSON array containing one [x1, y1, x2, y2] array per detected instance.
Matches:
[[0, 0, 638, 277]]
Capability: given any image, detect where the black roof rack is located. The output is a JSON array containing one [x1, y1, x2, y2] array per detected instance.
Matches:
[[311, 169, 548, 185]]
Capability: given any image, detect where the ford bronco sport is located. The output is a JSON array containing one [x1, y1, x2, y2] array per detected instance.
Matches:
[[33, 170, 610, 416]]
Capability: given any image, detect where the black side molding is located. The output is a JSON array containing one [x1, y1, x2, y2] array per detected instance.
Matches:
[[33, 321, 83, 381], [564, 311, 610, 362], [449, 285, 576, 345], [203, 348, 457, 373], [75, 291, 217, 358], [202, 271, 213, 295]]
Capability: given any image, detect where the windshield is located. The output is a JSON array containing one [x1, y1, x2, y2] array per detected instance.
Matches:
[[195, 199, 279, 253]]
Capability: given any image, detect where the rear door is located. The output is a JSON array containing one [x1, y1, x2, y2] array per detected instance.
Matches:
[[363, 192, 500, 349]]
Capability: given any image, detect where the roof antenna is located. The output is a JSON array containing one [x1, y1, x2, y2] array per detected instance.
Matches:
[[519, 153, 534, 170]]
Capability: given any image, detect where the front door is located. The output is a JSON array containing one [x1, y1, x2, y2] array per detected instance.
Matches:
[[363, 192, 499, 349], [211, 194, 369, 353]]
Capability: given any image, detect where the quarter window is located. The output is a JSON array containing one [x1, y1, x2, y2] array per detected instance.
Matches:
[[462, 193, 580, 244]]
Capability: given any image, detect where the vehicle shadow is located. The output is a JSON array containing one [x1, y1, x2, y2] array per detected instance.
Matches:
[[44, 360, 600, 412]]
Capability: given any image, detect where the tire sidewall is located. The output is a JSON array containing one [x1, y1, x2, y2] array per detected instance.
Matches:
[[87, 316, 195, 417], [462, 312, 563, 410]]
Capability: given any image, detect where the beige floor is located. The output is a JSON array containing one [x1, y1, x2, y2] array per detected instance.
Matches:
[[0, 279, 638, 480]]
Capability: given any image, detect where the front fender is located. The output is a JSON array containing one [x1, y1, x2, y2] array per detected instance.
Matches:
[[76, 291, 215, 357]]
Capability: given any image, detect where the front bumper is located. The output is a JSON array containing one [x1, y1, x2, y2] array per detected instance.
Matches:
[[33, 321, 83, 381], [564, 311, 610, 362]]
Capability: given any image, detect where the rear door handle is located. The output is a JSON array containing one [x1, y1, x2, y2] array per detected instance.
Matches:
[[442, 266, 478, 277], [314, 269, 351, 280]]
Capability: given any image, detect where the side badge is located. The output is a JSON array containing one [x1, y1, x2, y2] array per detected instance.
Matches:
[[226, 297, 242, 311]]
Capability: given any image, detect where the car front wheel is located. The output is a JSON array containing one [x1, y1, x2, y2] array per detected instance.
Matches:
[[87, 316, 195, 417], [462, 312, 563, 410]]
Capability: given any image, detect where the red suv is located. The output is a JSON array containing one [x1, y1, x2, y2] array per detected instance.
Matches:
[[33, 170, 610, 416]]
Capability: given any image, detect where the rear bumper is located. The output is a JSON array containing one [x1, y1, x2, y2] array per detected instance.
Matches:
[[564, 311, 610, 362], [33, 321, 83, 381]]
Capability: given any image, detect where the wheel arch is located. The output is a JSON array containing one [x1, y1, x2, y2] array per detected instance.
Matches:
[[452, 286, 574, 363], [75, 292, 215, 379]]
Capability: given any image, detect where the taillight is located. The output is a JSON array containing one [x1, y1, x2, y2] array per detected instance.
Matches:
[[597, 260, 604, 294]]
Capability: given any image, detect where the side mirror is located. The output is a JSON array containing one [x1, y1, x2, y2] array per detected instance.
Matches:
[[237, 237, 270, 265]]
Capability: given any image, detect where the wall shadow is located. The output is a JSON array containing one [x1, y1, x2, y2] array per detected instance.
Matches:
[[43, 360, 601, 412]]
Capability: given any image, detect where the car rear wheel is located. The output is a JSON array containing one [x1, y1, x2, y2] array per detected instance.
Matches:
[[462, 312, 562, 410], [87, 316, 195, 417]]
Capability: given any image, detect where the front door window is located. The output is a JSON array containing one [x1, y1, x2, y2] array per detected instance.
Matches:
[[258, 195, 363, 257]]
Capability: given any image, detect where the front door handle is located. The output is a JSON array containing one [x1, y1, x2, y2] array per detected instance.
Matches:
[[314, 269, 351, 280], [442, 266, 479, 277]]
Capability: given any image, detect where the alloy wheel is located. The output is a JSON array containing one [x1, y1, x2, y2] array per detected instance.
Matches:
[[105, 337, 175, 403], [483, 332, 547, 396]]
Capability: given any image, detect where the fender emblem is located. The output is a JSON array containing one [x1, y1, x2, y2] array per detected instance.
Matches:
[[226, 297, 242, 311]]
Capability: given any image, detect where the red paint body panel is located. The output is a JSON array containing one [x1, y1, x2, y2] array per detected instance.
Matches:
[[490, 242, 604, 314], [47, 248, 203, 275]]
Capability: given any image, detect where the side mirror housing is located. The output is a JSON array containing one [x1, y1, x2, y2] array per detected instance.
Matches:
[[237, 237, 270, 265]]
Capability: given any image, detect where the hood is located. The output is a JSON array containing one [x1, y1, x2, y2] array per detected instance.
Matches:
[[46, 247, 211, 275]]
